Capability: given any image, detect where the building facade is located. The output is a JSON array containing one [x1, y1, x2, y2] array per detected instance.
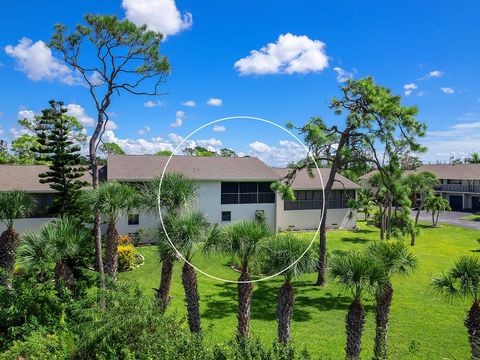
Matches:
[[360, 163, 480, 212], [0, 155, 359, 239]]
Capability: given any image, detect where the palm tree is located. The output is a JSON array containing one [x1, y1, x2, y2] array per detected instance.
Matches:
[[261, 234, 317, 343], [367, 241, 417, 359], [85, 181, 138, 280], [210, 220, 273, 340], [433, 256, 480, 359], [424, 196, 451, 227], [17, 217, 90, 292], [158, 210, 217, 333], [404, 171, 439, 228], [0, 190, 35, 288], [330, 251, 388, 360], [140, 173, 198, 309], [358, 189, 376, 221]]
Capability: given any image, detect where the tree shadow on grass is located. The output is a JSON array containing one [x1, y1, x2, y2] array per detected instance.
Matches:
[[202, 282, 237, 320], [339, 236, 370, 244]]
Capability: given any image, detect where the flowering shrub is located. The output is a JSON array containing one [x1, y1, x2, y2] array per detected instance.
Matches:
[[118, 235, 132, 245], [118, 244, 136, 271]]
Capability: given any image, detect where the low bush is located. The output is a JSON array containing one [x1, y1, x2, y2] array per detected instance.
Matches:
[[118, 244, 136, 271]]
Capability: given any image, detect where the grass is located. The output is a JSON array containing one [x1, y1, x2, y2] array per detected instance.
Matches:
[[462, 214, 480, 221], [119, 221, 478, 359]]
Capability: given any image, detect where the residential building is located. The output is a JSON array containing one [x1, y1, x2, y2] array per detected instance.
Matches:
[[0, 155, 359, 239], [359, 163, 480, 211]]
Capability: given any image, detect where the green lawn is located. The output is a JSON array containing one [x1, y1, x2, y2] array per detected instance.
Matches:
[[119, 221, 478, 359], [462, 214, 480, 221]]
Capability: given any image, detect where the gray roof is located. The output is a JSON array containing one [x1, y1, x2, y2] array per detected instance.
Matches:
[[0, 165, 95, 192], [107, 155, 280, 181], [273, 168, 360, 190], [360, 164, 480, 181]]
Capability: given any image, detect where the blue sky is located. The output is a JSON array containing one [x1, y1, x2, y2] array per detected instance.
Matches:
[[1, 0, 479, 166]]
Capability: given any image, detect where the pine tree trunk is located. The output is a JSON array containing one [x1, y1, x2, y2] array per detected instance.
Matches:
[[105, 222, 118, 280], [54, 260, 75, 293], [156, 255, 174, 311], [315, 221, 328, 286], [90, 122, 105, 291], [277, 281, 295, 344], [465, 301, 480, 360], [379, 204, 385, 241], [0, 227, 19, 289], [237, 269, 253, 340], [345, 298, 365, 360], [374, 283, 393, 360], [182, 262, 201, 333]]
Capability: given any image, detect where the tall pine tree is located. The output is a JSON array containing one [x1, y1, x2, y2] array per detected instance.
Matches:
[[35, 101, 88, 217]]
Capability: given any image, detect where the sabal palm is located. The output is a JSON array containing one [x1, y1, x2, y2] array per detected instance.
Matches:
[[18, 217, 90, 292], [330, 251, 388, 360], [433, 256, 480, 359], [358, 189, 376, 221], [261, 234, 317, 343], [158, 210, 215, 333], [85, 181, 138, 279], [141, 173, 198, 309], [424, 196, 451, 227], [0, 190, 35, 288], [404, 171, 438, 228], [213, 220, 273, 339], [367, 241, 417, 360]]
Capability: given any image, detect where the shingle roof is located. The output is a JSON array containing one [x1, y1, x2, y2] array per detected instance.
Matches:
[[0, 165, 94, 192], [272, 168, 360, 190], [107, 155, 280, 181], [360, 164, 480, 181]]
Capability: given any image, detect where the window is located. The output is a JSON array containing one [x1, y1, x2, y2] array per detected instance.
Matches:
[[284, 190, 355, 210], [221, 211, 231, 221], [221, 182, 275, 204], [128, 214, 140, 225], [447, 179, 463, 185], [31, 194, 57, 218]]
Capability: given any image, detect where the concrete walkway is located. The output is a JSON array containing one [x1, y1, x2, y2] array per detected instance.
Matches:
[[416, 210, 480, 230]]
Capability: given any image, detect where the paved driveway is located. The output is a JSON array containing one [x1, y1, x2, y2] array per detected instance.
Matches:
[[416, 210, 480, 230]]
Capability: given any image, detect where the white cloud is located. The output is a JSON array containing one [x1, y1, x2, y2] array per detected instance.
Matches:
[[206, 98, 223, 107], [234, 33, 328, 75], [213, 125, 226, 132], [197, 138, 222, 148], [333, 67, 353, 82], [170, 110, 185, 128], [420, 70, 444, 80], [65, 104, 94, 127], [182, 100, 196, 107], [5, 38, 81, 85], [247, 140, 306, 167], [0, 126, 4, 136], [441, 87, 455, 94], [136, 126, 151, 135], [105, 120, 118, 130], [421, 115, 480, 162], [144, 100, 163, 108], [9, 126, 31, 139], [17, 109, 36, 122], [122, 0, 192, 37], [403, 83, 418, 96]]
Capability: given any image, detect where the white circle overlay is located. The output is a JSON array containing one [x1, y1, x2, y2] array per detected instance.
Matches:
[[157, 116, 325, 283]]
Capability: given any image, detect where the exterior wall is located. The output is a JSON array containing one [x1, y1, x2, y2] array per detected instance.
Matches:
[[275, 193, 357, 231], [118, 180, 276, 242], [0, 217, 54, 234]]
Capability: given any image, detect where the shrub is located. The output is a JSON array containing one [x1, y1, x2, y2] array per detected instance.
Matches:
[[118, 234, 132, 245], [1, 327, 75, 360], [117, 244, 136, 271], [0, 277, 65, 351]]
